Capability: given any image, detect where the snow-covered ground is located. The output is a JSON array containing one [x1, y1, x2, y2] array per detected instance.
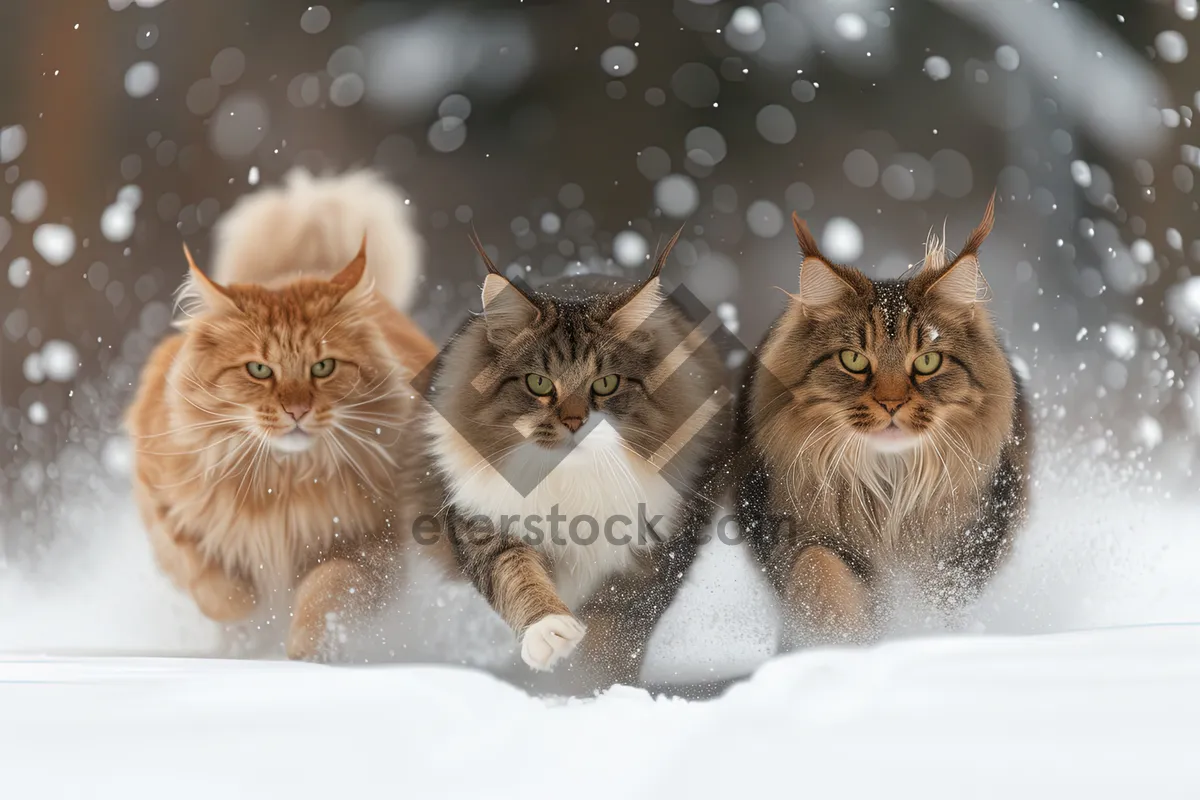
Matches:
[[3, 625, 1200, 799], [2, 459, 1200, 797], [4, 478, 1200, 675]]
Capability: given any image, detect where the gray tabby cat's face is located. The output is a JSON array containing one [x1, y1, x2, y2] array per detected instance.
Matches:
[[432, 272, 725, 478], [488, 295, 660, 451]]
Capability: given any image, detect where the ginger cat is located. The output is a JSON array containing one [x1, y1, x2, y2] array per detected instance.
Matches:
[[127, 169, 444, 660]]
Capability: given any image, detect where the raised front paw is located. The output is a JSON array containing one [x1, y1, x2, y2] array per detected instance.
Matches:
[[520, 614, 586, 672]]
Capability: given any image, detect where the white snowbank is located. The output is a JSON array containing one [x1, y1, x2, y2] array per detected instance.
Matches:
[[2, 452, 1199, 797], [3, 624, 1199, 798]]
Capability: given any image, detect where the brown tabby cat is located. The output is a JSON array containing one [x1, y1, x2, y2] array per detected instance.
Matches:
[[127, 170, 444, 661], [424, 232, 730, 688], [734, 195, 1030, 647]]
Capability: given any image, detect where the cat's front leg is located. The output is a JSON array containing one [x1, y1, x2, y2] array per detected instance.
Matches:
[[574, 533, 702, 690], [447, 510, 585, 672], [137, 485, 257, 623], [154, 527, 256, 623], [189, 561, 258, 623], [780, 544, 873, 649], [521, 614, 587, 672], [287, 557, 378, 662], [286, 532, 408, 661]]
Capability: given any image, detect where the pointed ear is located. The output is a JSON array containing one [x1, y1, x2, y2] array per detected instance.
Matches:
[[609, 276, 663, 336], [481, 273, 539, 344], [925, 192, 995, 307], [957, 190, 996, 261], [331, 234, 369, 295], [798, 257, 854, 310], [472, 232, 538, 344], [792, 212, 825, 263], [176, 243, 237, 324], [608, 226, 680, 335], [791, 213, 853, 313], [925, 254, 981, 306]]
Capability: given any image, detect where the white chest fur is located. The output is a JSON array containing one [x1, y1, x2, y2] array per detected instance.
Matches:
[[430, 417, 681, 609]]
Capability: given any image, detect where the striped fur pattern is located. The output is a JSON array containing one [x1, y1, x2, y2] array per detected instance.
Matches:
[[735, 196, 1031, 647], [127, 171, 447, 661], [426, 239, 729, 687]]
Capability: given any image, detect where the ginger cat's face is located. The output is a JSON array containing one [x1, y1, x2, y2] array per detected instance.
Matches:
[[173, 245, 405, 465]]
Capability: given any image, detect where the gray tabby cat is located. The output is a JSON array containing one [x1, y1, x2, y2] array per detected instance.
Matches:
[[734, 196, 1031, 647], [425, 232, 729, 688]]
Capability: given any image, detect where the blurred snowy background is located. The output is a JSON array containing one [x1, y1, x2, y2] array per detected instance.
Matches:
[[0, 0, 1198, 678]]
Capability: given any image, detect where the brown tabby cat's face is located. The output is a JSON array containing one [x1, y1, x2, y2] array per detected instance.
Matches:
[[765, 274, 1013, 456], [757, 202, 1015, 466], [171, 247, 403, 458]]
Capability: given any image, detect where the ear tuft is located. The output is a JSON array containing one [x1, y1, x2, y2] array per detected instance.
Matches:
[[925, 193, 996, 307], [774, 285, 803, 304], [958, 190, 996, 259], [470, 228, 502, 275], [647, 226, 683, 282], [921, 220, 949, 273], [792, 213, 825, 262], [607, 227, 679, 335]]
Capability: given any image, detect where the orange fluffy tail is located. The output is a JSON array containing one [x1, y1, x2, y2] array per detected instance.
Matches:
[[209, 168, 423, 310]]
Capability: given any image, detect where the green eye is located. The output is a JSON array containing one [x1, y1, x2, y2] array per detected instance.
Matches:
[[311, 358, 336, 378], [591, 374, 620, 396], [839, 350, 869, 374], [246, 362, 273, 379], [913, 352, 943, 376], [525, 374, 554, 396]]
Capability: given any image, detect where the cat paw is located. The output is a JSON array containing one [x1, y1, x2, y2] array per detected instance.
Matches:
[[189, 568, 257, 623], [520, 614, 586, 672], [286, 625, 326, 663], [286, 611, 349, 663]]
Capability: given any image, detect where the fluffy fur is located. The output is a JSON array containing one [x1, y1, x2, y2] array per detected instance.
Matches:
[[127, 169, 445, 661], [734, 196, 1031, 647], [208, 168, 423, 309], [426, 235, 730, 688]]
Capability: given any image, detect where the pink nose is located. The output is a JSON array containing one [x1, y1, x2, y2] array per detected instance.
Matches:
[[283, 402, 311, 422], [876, 398, 906, 415], [560, 415, 585, 433]]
